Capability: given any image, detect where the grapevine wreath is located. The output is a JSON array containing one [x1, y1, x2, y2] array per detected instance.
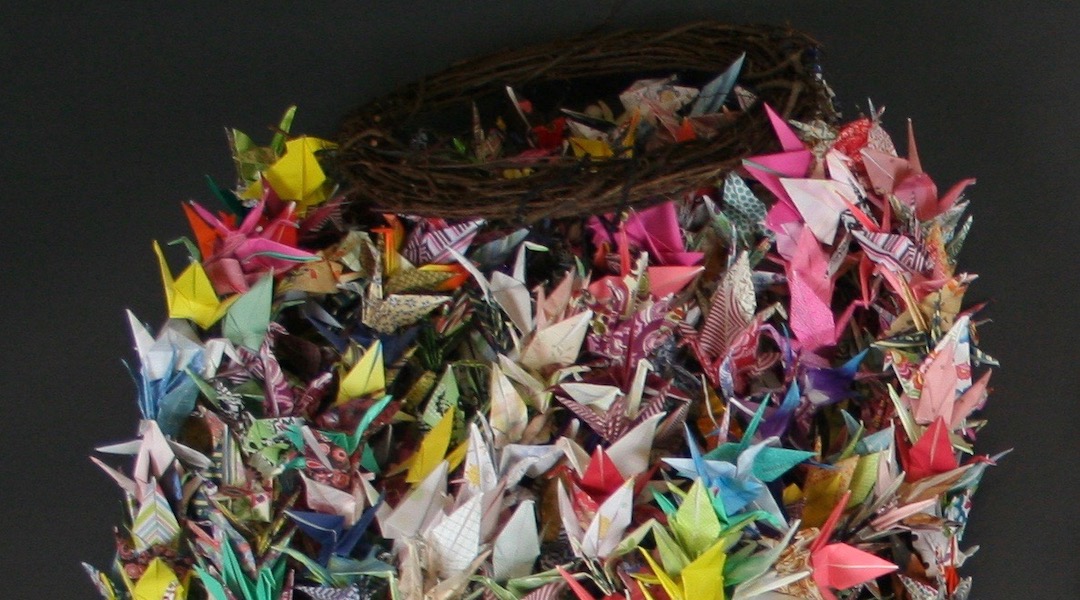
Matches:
[[84, 22, 1003, 600]]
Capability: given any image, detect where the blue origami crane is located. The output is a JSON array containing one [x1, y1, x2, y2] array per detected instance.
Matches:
[[286, 498, 381, 566], [666, 410, 814, 524]]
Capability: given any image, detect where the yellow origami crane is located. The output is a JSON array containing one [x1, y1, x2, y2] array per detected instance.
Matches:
[[121, 557, 188, 600], [639, 539, 727, 600], [406, 405, 457, 483], [569, 137, 614, 159], [154, 241, 236, 329], [335, 341, 386, 405], [636, 480, 728, 600], [263, 136, 337, 213]]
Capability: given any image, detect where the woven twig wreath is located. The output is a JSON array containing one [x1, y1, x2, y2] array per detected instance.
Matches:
[[337, 22, 835, 222]]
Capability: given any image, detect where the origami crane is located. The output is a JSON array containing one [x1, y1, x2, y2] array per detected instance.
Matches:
[[899, 316, 989, 430], [667, 423, 812, 525], [640, 482, 728, 598], [93, 419, 211, 503], [196, 538, 289, 600], [154, 240, 238, 329], [809, 492, 899, 600], [860, 120, 976, 222], [92, 557, 188, 600], [557, 475, 635, 560], [335, 340, 386, 405], [742, 104, 814, 256], [262, 135, 338, 212], [554, 359, 672, 450], [184, 199, 319, 295], [286, 499, 380, 566], [124, 312, 237, 435]]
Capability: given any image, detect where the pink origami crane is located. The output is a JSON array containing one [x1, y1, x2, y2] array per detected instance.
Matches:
[[810, 491, 899, 599], [184, 199, 318, 295], [861, 121, 976, 221], [743, 104, 814, 257], [586, 201, 704, 301]]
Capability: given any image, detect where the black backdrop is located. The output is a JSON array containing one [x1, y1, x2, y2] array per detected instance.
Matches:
[[3, 2, 1077, 598]]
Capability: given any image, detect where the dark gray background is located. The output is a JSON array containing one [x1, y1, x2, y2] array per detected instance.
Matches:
[[2, 1, 1076, 597]]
